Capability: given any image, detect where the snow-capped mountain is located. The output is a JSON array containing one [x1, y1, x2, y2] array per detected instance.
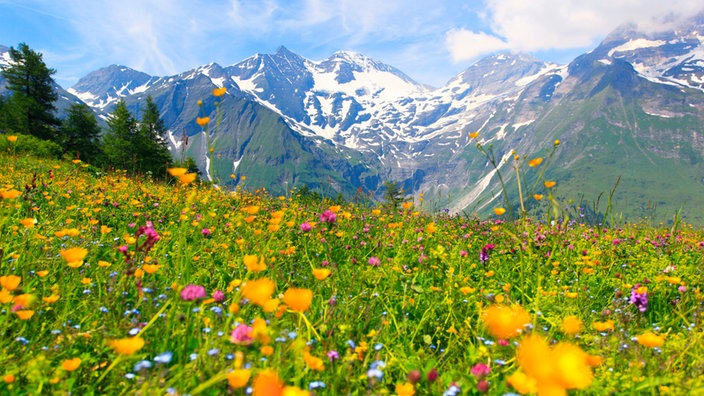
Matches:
[[4, 11, 704, 222]]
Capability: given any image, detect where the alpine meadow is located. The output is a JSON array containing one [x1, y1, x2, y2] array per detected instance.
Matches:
[[1, 8, 704, 396]]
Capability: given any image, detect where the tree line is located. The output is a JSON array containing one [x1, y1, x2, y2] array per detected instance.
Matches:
[[0, 42, 174, 178]]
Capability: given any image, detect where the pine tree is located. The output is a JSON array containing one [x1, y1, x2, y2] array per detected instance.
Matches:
[[0, 43, 59, 140], [59, 103, 102, 163], [102, 100, 137, 171], [136, 95, 172, 178]]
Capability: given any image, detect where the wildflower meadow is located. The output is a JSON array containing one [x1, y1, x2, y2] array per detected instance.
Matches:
[[1, 130, 704, 395]]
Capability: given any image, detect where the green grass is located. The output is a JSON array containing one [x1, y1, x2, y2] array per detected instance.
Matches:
[[0, 149, 703, 395]]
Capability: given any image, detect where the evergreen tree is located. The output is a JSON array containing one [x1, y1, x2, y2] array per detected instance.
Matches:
[[102, 100, 137, 171], [382, 180, 404, 211], [1, 43, 59, 140], [136, 95, 172, 178], [59, 103, 102, 163]]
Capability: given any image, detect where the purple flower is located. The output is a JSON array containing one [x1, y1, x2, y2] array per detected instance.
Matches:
[[629, 284, 648, 312], [201, 228, 211, 237], [180, 284, 207, 301], [327, 350, 339, 361], [368, 256, 381, 267], [300, 222, 312, 232], [319, 210, 337, 223], [480, 243, 495, 265]]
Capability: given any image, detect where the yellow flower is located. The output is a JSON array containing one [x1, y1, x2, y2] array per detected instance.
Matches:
[[108, 336, 145, 355], [544, 181, 556, 188], [528, 157, 543, 167], [7, 135, 17, 143], [554, 139, 561, 146], [0, 275, 21, 291], [469, 131, 479, 139], [98, 260, 112, 267], [227, 369, 251, 388], [0, 189, 22, 199], [282, 386, 309, 396], [312, 268, 331, 280], [60, 247, 88, 268], [396, 382, 415, 396], [61, 358, 81, 371], [636, 331, 665, 347], [196, 116, 210, 126], [213, 87, 227, 97], [562, 315, 583, 335], [493, 207, 506, 216], [283, 288, 313, 312], [551, 342, 593, 390], [303, 351, 324, 371], [15, 310, 34, 320], [252, 369, 284, 396], [241, 277, 275, 307], [481, 304, 531, 339]]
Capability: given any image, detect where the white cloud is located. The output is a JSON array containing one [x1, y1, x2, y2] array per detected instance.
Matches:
[[445, 30, 508, 62], [446, 0, 704, 63]]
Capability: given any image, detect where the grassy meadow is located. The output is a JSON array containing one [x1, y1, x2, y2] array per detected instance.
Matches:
[[1, 139, 703, 395]]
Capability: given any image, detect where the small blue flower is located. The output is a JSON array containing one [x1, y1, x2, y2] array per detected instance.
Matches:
[[134, 360, 152, 371], [154, 351, 173, 364], [309, 381, 327, 390]]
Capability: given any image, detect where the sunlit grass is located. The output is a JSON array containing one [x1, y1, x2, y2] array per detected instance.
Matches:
[[0, 151, 703, 395]]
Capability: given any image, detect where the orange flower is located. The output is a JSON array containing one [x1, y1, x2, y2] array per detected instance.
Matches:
[[395, 382, 416, 396], [283, 288, 313, 312], [562, 315, 583, 335], [252, 369, 284, 396], [551, 342, 593, 390], [19, 218, 36, 228], [43, 294, 60, 304], [469, 131, 479, 139], [142, 264, 160, 274], [0, 189, 22, 199], [15, 310, 34, 320], [533, 194, 544, 200], [244, 254, 267, 272], [493, 207, 506, 216], [61, 358, 81, 371], [7, 135, 17, 143], [213, 87, 227, 97], [36, 270, 49, 277], [592, 320, 615, 332], [635, 331, 665, 347], [303, 351, 324, 371], [0, 275, 21, 291], [528, 157, 543, 167], [196, 116, 210, 126], [108, 336, 145, 355], [481, 304, 531, 339], [177, 173, 197, 185], [167, 167, 188, 177], [544, 181, 556, 188], [507, 370, 538, 395], [227, 369, 251, 388], [241, 278, 275, 307], [60, 247, 88, 268], [312, 268, 331, 280], [3, 374, 15, 384], [0, 289, 11, 304]]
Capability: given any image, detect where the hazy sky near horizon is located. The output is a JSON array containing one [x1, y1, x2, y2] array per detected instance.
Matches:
[[1, 0, 703, 88]]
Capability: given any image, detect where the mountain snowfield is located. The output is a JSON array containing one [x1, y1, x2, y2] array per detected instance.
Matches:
[[3, 12, 704, 221]]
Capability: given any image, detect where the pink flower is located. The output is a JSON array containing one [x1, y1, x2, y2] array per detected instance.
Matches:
[[300, 222, 312, 232], [180, 284, 207, 301], [471, 363, 491, 379], [368, 256, 381, 267], [201, 228, 211, 237], [212, 290, 225, 302], [230, 324, 253, 345], [319, 210, 337, 223]]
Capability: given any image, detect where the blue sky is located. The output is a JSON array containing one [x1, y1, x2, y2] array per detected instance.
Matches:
[[1, 0, 702, 88]]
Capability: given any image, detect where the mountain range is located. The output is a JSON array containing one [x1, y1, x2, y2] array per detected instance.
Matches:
[[3, 12, 704, 223]]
